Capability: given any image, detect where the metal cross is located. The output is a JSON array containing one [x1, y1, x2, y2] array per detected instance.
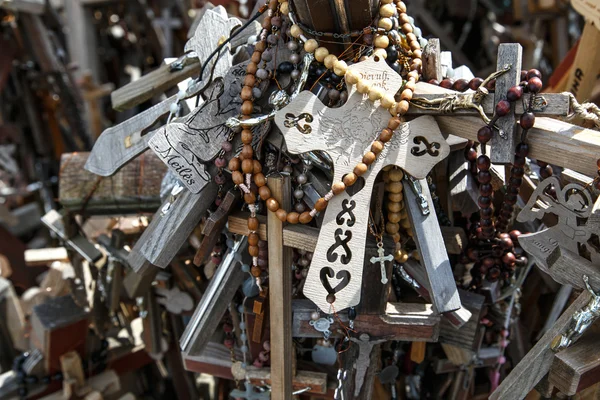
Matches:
[[370, 243, 393, 284], [229, 381, 271, 400]]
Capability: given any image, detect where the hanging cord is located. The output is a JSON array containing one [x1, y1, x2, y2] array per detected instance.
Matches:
[[564, 92, 600, 129], [194, 5, 269, 107]]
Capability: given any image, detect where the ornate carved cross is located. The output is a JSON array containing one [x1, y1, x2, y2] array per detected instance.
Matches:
[[275, 56, 451, 312]]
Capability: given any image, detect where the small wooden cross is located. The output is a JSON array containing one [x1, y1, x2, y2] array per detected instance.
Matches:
[[275, 56, 451, 313], [370, 244, 393, 284], [153, 7, 182, 58]]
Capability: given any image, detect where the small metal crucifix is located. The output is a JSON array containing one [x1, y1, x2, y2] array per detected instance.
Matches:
[[370, 243, 393, 284]]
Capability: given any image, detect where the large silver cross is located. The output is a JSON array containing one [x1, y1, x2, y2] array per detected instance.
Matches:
[[370, 243, 393, 284]]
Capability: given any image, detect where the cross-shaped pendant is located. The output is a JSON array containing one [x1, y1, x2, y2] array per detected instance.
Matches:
[[370, 242, 393, 284]]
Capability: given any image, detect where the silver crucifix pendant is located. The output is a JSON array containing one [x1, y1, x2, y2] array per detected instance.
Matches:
[[370, 242, 394, 284]]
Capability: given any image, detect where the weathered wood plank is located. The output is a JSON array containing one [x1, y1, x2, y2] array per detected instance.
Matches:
[[549, 333, 600, 396], [59, 152, 166, 214], [267, 176, 294, 400], [490, 290, 592, 400], [422, 38, 443, 82]]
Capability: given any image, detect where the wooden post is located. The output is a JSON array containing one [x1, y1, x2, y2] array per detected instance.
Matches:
[[267, 175, 294, 399]]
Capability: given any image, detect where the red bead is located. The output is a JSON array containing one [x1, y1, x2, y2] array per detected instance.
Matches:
[[214, 174, 226, 185], [480, 207, 493, 218], [452, 78, 470, 92], [440, 79, 454, 89], [513, 155, 526, 167], [511, 167, 524, 178], [596, 159, 600, 169], [469, 77, 484, 90], [480, 218, 493, 227], [495, 100, 512, 117], [477, 126, 493, 144], [515, 143, 529, 157], [466, 148, 478, 162], [215, 157, 227, 168], [520, 112, 535, 130], [480, 184, 493, 196], [537, 161, 548, 168], [520, 70, 528, 82], [509, 230, 522, 241], [527, 69, 542, 80], [486, 79, 496, 91], [527, 77, 543, 93], [478, 196, 492, 208], [507, 86, 523, 102], [478, 171, 492, 184], [221, 141, 233, 152], [540, 164, 553, 179], [502, 252, 516, 265], [477, 155, 491, 171], [428, 79, 440, 86]]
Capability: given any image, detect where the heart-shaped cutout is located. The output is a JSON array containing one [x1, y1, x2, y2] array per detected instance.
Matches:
[[319, 267, 351, 294]]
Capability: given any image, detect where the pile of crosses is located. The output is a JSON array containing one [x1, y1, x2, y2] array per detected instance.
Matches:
[[2, 2, 600, 400]]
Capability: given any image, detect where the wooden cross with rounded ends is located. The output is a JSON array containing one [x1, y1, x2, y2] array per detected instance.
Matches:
[[275, 56, 452, 312]]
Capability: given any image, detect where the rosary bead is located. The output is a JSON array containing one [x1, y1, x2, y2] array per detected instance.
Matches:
[[345, 69, 359, 85], [511, 167, 524, 178], [299, 211, 313, 224], [397, 1, 407, 13], [222, 141, 233, 152], [389, 168, 404, 181], [248, 217, 259, 231], [354, 163, 368, 176], [371, 140, 384, 154], [368, 86, 384, 101], [332, 182, 346, 195], [378, 17, 393, 30], [295, 203, 306, 215], [291, 69, 301, 80], [255, 41, 266, 52], [469, 77, 484, 90], [244, 192, 257, 204], [229, 157, 241, 171], [380, 3, 396, 17], [290, 24, 302, 38], [297, 173, 308, 184], [241, 100, 254, 115], [380, 128, 394, 143], [477, 126, 493, 144], [480, 207, 493, 218], [267, 34, 278, 45], [261, 16, 271, 29], [259, 185, 272, 200], [287, 212, 300, 224], [388, 212, 401, 223], [527, 77, 543, 93], [520, 112, 535, 130], [304, 38, 318, 53], [324, 54, 338, 70], [246, 61, 258, 75], [395, 100, 410, 115], [480, 218, 493, 228], [241, 129, 253, 144], [314, 47, 329, 62], [328, 88, 341, 101], [452, 79, 470, 92], [478, 171, 492, 184], [276, 209, 288, 222], [401, 22, 413, 34], [388, 192, 403, 203], [232, 171, 244, 185], [394, 249, 409, 263], [249, 232, 259, 246], [282, 164, 293, 174], [294, 189, 305, 199], [357, 79, 371, 94], [509, 177, 523, 188], [386, 222, 400, 235], [495, 100, 511, 117], [215, 157, 227, 168], [540, 164, 553, 179], [215, 174, 226, 185], [400, 88, 413, 101], [387, 181, 403, 193], [527, 69, 542, 80], [374, 34, 389, 49], [502, 252, 516, 266], [465, 147, 478, 162], [388, 116, 402, 130], [515, 142, 529, 157], [399, 12, 411, 24], [381, 94, 395, 109], [251, 265, 262, 277], [241, 144, 253, 160], [254, 173, 266, 187], [241, 85, 253, 101], [253, 160, 262, 174], [242, 159, 254, 173], [440, 79, 453, 89], [362, 33, 374, 46], [507, 86, 524, 102], [504, 194, 517, 205], [478, 196, 492, 208], [343, 173, 357, 187], [333, 60, 348, 76], [266, 198, 279, 212], [256, 68, 269, 80], [287, 40, 299, 51], [477, 155, 491, 171], [429, 79, 440, 86], [278, 61, 294, 74], [315, 198, 328, 212]]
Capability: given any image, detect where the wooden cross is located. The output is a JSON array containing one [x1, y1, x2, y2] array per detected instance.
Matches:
[[275, 56, 452, 313], [153, 7, 182, 58], [78, 72, 114, 139], [85, 7, 242, 177]]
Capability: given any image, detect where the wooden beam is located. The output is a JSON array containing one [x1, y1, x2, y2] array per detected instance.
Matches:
[[549, 333, 600, 396], [227, 212, 465, 255], [292, 299, 439, 341], [413, 82, 600, 177], [24, 248, 69, 267], [267, 175, 294, 399]]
